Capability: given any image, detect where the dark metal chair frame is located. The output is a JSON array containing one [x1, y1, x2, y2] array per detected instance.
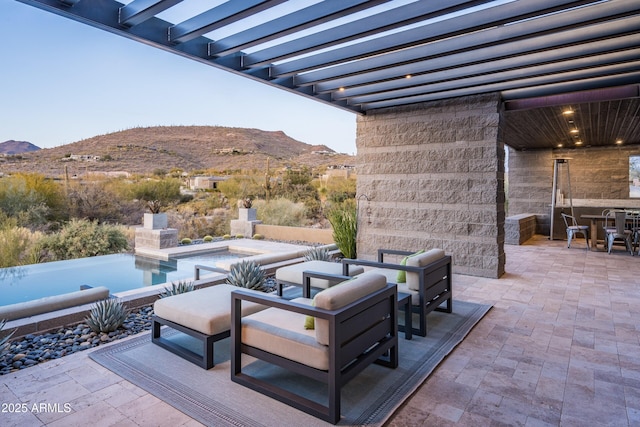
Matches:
[[230, 283, 398, 424], [342, 249, 453, 337]]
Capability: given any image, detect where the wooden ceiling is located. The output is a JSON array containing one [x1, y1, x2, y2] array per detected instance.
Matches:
[[502, 85, 640, 151]]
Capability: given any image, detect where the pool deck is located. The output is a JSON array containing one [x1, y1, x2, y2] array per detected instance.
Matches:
[[3, 235, 640, 425]]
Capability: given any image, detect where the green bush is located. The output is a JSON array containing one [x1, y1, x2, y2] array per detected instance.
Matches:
[[203, 235, 213, 242], [327, 204, 357, 259], [252, 234, 264, 240], [223, 234, 231, 239], [41, 218, 129, 261], [235, 234, 244, 239], [181, 238, 192, 245]]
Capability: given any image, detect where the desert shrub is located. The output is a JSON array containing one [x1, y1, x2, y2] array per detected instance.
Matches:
[[227, 260, 265, 291], [0, 215, 46, 268], [66, 180, 132, 223], [169, 208, 230, 240], [0, 319, 16, 357], [252, 234, 264, 240], [85, 299, 129, 333], [304, 246, 331, 262], [203, 235, 213, 242], [0, 173, 66, 226], [253, 198, 307, 226], [41, 218, 129, 261], [159, 280, 194, 298], [181, 238, 192, 245], [327, 203, 357, 259], [122, 177, 182, 213]]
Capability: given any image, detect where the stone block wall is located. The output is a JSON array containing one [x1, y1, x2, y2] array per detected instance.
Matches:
[[507, 145, 640, 235], [356, 94, 505, 278]]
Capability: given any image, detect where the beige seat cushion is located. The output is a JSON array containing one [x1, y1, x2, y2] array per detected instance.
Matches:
[[406, 248, 445, 291], [275, 260, 364, 289], [241, 297, 331, 370], [314, 271, 387, 345], [154, 284, 266, 336]]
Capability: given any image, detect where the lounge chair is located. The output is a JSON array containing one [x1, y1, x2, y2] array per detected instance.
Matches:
[[231, 271, 398, 424], [342, 248, 452, 337]]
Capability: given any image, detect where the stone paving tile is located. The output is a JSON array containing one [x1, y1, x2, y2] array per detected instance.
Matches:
[[2, 235, 640, 425]]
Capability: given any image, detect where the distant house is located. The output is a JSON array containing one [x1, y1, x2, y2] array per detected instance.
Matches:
[[188, 176, 226, 191]]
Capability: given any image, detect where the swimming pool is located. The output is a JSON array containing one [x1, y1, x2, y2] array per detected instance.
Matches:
[[0, 249, 249, 307]]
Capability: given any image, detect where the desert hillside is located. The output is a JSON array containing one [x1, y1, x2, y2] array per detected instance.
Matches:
[[0, 126, 354, 177]]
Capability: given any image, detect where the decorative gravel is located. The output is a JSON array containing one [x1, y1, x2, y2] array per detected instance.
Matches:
[[0, 278, 278, 376]]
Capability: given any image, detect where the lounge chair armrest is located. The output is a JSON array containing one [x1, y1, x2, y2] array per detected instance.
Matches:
[[231, 289, 334, 319], [377, 248, 413, 262], [341, 258, 422, 275]]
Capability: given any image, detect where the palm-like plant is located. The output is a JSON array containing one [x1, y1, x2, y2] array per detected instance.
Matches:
[[328, 205, 357, 259]]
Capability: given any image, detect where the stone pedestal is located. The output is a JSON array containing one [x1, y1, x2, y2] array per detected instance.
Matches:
[[135, 227, 178, 250], [231, 209, 261, 237]]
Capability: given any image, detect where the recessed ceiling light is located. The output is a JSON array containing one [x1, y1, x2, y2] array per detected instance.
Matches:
[[557, 143, 563, 148], [338, 87, 345, 92], [616, 139, 623, 145], [570, 129, 579, 134], [405, 74, 412, 79], [562, 109, 574, 115], [575, 141, 583, 146]]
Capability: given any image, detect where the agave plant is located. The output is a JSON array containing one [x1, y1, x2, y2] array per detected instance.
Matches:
[[304, 246, 331, 262], [0, 319, 15, 357], [85, 299, 129, 333], [227, 260, 265, 291], [159, 280, 195, 298]]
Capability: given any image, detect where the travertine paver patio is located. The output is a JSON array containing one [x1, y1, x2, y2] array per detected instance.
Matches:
[[2, 234, 640, 426]]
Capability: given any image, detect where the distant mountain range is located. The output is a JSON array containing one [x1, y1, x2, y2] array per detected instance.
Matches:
[[0, 126, 354, 177], [0, 140, 40, 155]]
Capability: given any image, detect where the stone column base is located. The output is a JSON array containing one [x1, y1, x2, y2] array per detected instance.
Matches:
[[135, 227, 178, 250], [230, 219, 262, 237]]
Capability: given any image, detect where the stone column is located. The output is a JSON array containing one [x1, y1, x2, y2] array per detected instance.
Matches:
[[355, 93, 505, 278]]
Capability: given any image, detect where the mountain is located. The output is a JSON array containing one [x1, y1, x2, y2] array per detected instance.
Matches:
[[0, 126, 354, 177], [0, 140, 40, 155]]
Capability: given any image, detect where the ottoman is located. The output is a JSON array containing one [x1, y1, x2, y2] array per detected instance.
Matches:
[[152, 284, 266, 369]]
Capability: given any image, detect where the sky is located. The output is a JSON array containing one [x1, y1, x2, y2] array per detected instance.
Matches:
[[0, 1, 358, 155]]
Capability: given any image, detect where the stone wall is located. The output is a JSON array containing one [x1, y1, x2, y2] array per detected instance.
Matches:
[[507, 145, 640, 235], [355, 94, 505, 278]]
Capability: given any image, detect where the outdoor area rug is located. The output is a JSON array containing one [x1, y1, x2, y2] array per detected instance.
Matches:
[[90, 300, 491, 426]]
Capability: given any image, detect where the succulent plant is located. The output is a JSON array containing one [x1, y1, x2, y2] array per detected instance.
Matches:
[[252, 234, 264, 240], [227, 260, 265, 291], [223, 234, 231, 240], [0, 319, 15, 357], [203, 235, 214, 242], [159, 280, 195, 298], [304, 246, 331, 262], [85, 299, 129, 333], [241, 197, 253, 208], [180, 238, 192, 245], [235, 234, 244, 239]]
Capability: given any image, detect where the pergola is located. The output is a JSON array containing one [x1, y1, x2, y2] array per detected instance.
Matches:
[[16, 0, 640, 150]]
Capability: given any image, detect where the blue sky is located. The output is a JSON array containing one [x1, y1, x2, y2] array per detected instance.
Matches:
[[0, 1, 358, 154]]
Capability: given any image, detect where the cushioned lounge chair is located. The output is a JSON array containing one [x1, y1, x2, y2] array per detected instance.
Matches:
[[342, 248, 452, 337], [231, 271, 398, 424]]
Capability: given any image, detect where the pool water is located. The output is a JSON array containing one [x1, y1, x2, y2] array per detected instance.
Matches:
[[0, 250, 249, 307]]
